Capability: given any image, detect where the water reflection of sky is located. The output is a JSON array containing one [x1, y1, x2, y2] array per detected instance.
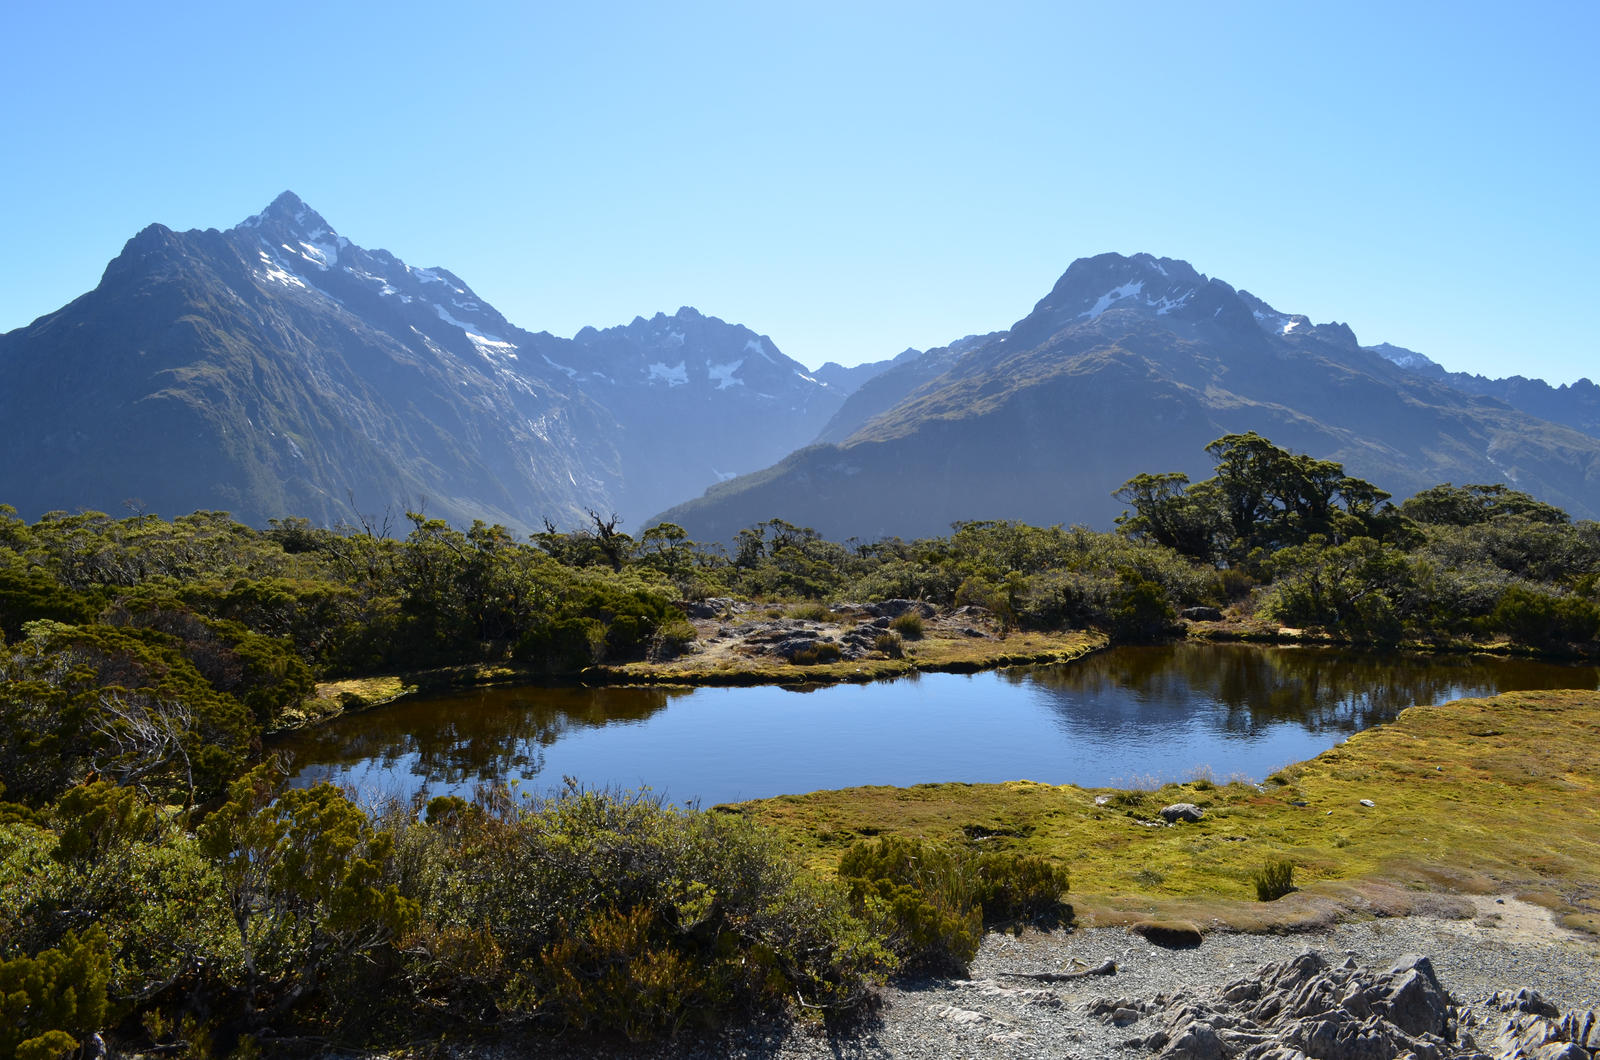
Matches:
[[280, 645, 1599, 808]]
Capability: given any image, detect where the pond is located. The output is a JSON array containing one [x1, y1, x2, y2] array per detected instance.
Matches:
[[276, 643, 1599, 807]]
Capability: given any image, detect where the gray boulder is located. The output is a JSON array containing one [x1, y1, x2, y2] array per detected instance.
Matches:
[[1161, 803, 1206, 823], [1127, 948, 1600, 1060]]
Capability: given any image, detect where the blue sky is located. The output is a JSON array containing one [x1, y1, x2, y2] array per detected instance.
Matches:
[[3, 2, 1596, 382]]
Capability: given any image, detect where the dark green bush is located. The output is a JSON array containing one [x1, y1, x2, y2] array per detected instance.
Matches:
[[1485, 586, 1600, 649], [1253, 858, 1296, 901], [873, 630, 905, 658], [646, 618, 698, 661], [514, 616, 607, 671], [0, 928, 112, 1060], [838, 836, 1070, 975], [846, 877, 981, 977], [1109, 575, 1178, 642], [0, 567, 97, 643], [974, 851, 1071, 924]]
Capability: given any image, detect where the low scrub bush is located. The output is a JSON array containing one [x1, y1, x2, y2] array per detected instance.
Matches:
[[646, 618, 698, 661], [839, 836, 980, 976], [1253, 858, 1296, 901], [787, 601, 832, 622], [789, 641, 843, 665], [873, 630, 905, 658], [889, 612, 924, 640], [838, 837, 1069, 976], [974, 851, 1071, 925], [1109, 575, 1178, 642], [395, 786, 889, 1038]]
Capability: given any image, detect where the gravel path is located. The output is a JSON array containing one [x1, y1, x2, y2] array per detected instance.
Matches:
[[521, 895, 1600, 1060]]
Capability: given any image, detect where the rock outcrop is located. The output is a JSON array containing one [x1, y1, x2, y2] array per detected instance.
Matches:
[[1102, 949, 1600, 1059]]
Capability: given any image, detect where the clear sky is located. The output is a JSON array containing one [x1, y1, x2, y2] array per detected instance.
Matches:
[[3, 2, 1596, 382]]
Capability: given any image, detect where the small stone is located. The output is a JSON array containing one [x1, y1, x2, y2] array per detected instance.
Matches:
[[1360, 798, 1376, 807], [935, 1004, 988, 1025], [1160, 802, 1205, 823]]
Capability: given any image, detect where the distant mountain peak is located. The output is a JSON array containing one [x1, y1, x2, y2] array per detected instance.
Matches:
[[238, 190, 333, 238], [1001, 252, 1259, 350]]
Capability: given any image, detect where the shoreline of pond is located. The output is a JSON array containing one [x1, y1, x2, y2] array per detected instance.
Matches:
[[284, 617, 1597, 738], [283, 626, 1109, 733]]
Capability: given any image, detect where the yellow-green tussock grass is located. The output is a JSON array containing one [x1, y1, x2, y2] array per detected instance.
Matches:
[[728, 689, 1600, 933], [282, 675, 421, 731]]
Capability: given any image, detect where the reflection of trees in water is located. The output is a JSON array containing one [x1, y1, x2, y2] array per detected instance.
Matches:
[[273, 684, 684, 787], [1011, 644, 1598, 737]]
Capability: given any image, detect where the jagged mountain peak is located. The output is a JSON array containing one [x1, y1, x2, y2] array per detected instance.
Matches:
[[1001, 252, 1256, 351], [238, 190, 333, 238], [233, 191, 349, 278], [1039, 253, 1213, 313]]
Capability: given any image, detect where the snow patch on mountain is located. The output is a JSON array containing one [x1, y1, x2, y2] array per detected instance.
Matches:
[[649, 361, 689, 387], [1080, 280, 1145, 320], [255, 249, 307, 289], [708, 359, 744, 389], [294, 239, 339, 269], [1251, 307, 1308, 336], [1146, 289, 1194, 315], [412, 267, 465, 294], [543, 354, 578, 378], [433, 304, 517, 360]]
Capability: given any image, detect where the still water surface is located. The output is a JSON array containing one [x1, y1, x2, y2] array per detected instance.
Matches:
[[277, 643, 1598, 807]]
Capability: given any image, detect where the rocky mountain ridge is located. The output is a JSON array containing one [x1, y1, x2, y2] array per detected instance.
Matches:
[[0, 193, 880, 531], [5, 199, 1596, 540], [655, 252, 1600, 540]]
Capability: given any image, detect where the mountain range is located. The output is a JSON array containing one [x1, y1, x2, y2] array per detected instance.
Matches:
[[2, 198, 1596, 540], [656, 253, 1600, 539], [0, 193, 876, 532]]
